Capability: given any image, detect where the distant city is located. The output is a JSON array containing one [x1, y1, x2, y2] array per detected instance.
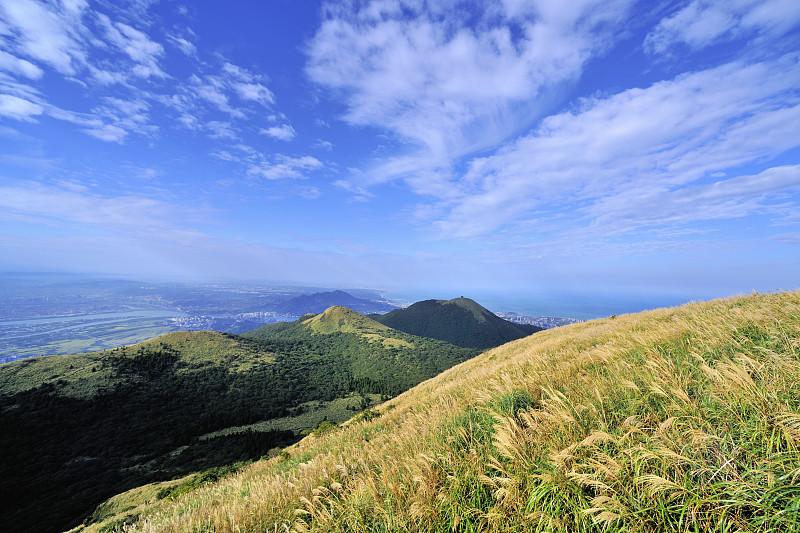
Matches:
[[495, 312, 582, 329], [0, 274, 580, 364]]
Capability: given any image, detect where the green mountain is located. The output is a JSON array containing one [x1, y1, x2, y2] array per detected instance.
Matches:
[[373, 296, 543, 349], [0, 309, 478, 533], [80, 291, 800, 533]]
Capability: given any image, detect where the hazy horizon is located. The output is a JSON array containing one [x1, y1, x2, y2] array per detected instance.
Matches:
[[0, 269, 748, 321], [1, 1, 798, 300]]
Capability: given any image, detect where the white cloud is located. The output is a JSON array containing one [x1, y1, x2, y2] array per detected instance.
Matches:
[[0, 0, 88, 74], [88, 66, 128, 86], [38, 97, 142, 143], [92, 97, 156, 137], [248, 155, 323, 180], [334, 179, 372, 202], [82, 123, 127, 142], [206, 120, 237, 139], [168, 34, 196, 56], [0, 93, 43, 120], [645, 0, 800, 55], [301, 186, 322, 199], [772, 233, 800, 244], [172, 61, 276, 123], [97, 14, 166, 79], [234, 82, 274, 105], [176, 112, 198, 130], [0, 180, 207, 236], [307, 0, 634, 169], [587, 165, 800, 231], [0, 71, 144, 141], [0, 49, 43, 79], [424, 54, 800, 239], [312, 138, 334, 151], [260, 123, 296, 141], [189, 74, 233, 110], [223, 62, 274, 105]]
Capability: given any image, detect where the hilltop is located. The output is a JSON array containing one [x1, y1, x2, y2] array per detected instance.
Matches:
[[0, 309, 478, 533], [373, 296, 543, 349], [301, 305, 391, 334], [89, 290, 800, 533]]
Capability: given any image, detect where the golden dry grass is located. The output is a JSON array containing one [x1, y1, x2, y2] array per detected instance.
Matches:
[[78, 291, 800, 533]]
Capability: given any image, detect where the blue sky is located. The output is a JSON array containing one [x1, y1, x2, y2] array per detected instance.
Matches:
[[1, 0, 799, 306]]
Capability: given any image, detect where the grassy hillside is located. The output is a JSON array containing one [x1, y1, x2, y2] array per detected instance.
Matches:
[[0, 312, 478, 533], [242, 307, 479, 394], [90, 290, 800, 533], [374, 297, 542, 349], [301, 306, 392, 334]]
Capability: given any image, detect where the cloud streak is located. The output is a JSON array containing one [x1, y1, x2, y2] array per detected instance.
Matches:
[[645, 0, 800, 55], [260, 123, 296, 141], [307, 0, 635, 172], [0, 180, 211, 241], [428, 53, 800, 239], [0, 0, 284, 151]]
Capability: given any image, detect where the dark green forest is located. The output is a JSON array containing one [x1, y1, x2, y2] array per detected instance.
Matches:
[[0, 311, 478, 533], [373, 297, 542, 349]]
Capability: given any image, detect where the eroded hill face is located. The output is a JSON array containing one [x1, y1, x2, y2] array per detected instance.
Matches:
[[91, 291, 800, 533]]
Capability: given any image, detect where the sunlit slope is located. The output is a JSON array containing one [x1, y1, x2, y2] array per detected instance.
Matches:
[[0, 331, 274, 398], [105, 290, 800, 533], [301, 305, 391, 334]]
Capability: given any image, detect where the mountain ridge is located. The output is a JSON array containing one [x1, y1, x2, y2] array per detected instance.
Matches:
[[84, 290, 800, 533]]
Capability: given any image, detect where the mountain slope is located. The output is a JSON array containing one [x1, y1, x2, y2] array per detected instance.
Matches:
[[373, 296, 542, 349], [241, 307, 476, 385], [0, 312, 477, 533], [274, 290, 396, 315], [99, 290, 800, 533]]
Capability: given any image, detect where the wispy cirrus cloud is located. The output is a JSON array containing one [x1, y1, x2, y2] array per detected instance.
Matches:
[[0, 73, 142, 142], [167, 34, 196, 57], [0, 179, 212, 239], [0, 0, 282, 148], [96, 12, 166, 79], [0, 0, 88, 75], [333, 179, 372, 202], [223, 62, 274, 106], [260, 123, 296, 141], [428, 53, 800, 240], [307, 0, 635, 176], [0, 49, 43, 79], [165, 60, 276, 134], [0, 93, 43, 120], [304, 0, 800, 268], [211, 143, 325, 185], [645, 0, 800, 55], [248, 155, 323, 180], [205, 120, 237, 140]]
